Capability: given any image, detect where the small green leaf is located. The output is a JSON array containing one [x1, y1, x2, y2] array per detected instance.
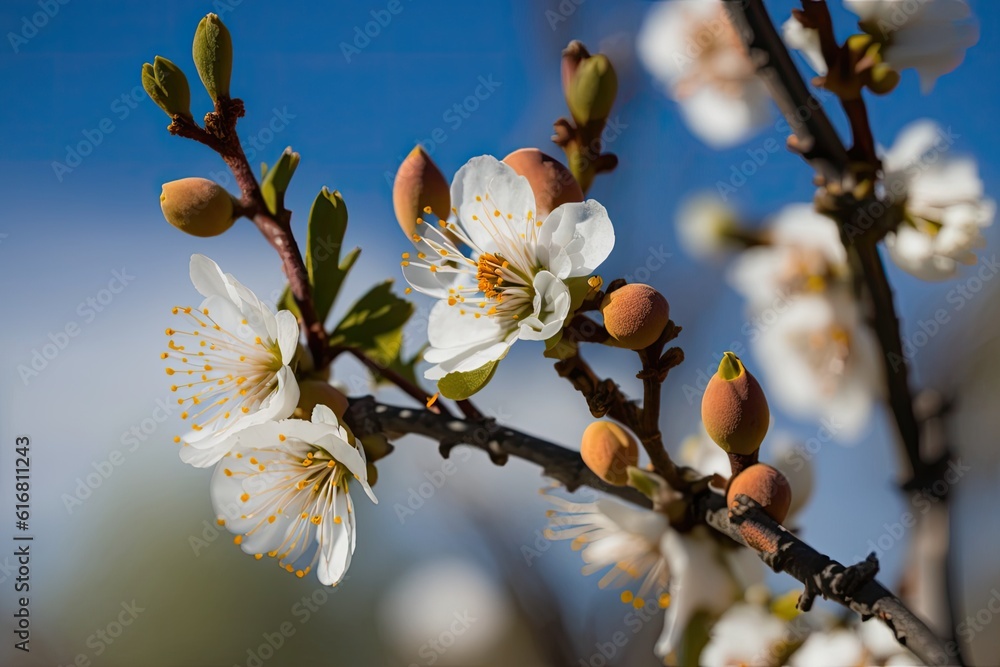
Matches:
[[437, 360, 499, 400], [278, 285, 301, 320], [306, 187, 358, 323], [260, 147, 300, 215], [329, 280, 414, 361], [677, 611, 714, 667]]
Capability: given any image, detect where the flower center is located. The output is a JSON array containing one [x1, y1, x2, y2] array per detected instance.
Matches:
[[162, 306, 282, 440], [477, 252, 509, 300]]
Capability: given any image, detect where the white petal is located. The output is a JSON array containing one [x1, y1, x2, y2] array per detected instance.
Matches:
[[274, 309, 301, 365], [537, 201, 615, 279], [678, 84, 772, 149], [783, 16, 828, 75], [317, 490, 353, 586], [426, 298, 508, 351], [189, 254, 230, 299], [517, 271, 571, 341], [451, 156, 536, 254]]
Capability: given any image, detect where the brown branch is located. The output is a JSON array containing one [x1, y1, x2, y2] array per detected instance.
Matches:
[[345, 396, 651, 508], [168, 101, 328, 367], [697, 491, 957, 666], [346, 395, 953, 665]]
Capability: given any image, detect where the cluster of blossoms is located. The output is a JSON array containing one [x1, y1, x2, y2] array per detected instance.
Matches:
[[164, 255, 376, 586]]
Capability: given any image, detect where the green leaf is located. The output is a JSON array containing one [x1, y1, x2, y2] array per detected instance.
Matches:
[[306, 187, 360, 323], [677, 611, 714, 667], [437, 360, 499, 400], [277, 285, 300, 320], [260, 147, 300, 215], [329, 280, 414, 365]]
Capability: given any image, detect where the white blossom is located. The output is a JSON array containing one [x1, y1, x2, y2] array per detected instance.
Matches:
[[164, 254, 300, 468], [638, 0, 772, 148], [883, 120, 995, 281]]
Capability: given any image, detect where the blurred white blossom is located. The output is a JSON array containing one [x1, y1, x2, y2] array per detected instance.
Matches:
[[782, 16, 828, 76], [846, 0, 979, 92], [728, 206, 881, 438], [637, 0, 772, 148], [699, 601, 788, 666], [883, 120, 995, 281]]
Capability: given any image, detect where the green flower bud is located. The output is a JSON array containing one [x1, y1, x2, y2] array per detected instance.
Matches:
[[192, 13, 233, 101], [141, 56, 192, 120], [727, 463, 791, 524], [701, 352, 769, 455], [502, 148, 583, 219], [159, 178, 236, 237], [393, 146, 451, 239], [566, 53, 618, 127], [561, 40, 590, 99], [600, 284, 670, 350], [866, 62, 901, 95]]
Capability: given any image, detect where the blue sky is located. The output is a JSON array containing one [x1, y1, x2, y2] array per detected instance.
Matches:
[[1, 0, 999, 663]]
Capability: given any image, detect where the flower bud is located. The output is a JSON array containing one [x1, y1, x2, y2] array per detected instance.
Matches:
[[293, 380, 349, 420], [502, 148, 583, 219], [159, 178, 236, 237], [192, 13, 233, 101], [727, 464, 791, 523], [561, 40, 590, 100], [701, 352, 769, 455], [580, 421, 639, 486], [393, 146, 451, 238], [565, 52, 618, 127], [600, 284, 670, 350], [141, 56, 192, 120], [866, 62, 901, 95]]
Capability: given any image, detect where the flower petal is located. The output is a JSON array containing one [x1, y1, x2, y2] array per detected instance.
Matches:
[[517, 271, 571, 341], [452, 156, 536, 255], [537, 201, 615, 279]]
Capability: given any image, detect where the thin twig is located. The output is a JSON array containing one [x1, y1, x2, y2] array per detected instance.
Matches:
[[169, 102, 328, 367]]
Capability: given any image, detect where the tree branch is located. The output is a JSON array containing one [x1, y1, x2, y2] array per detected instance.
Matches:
[[697, 491, 956, 666], [169, 101, 328, 367], [346, 396, 954, 666]]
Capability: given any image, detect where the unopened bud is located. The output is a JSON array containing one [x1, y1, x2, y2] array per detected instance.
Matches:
[[192, 13, 233, 101], [141, 56, 192, 120], [601, 284, 670, 350], [581, 421, 638, 486], [701, 352, 769, 455], [565, 52, 618, 127], [561, 40, 590, 99], [294, 380, 349, 420], [393, 146, 451, 238], [502, 148, 583, 218], [727, 463, 791, 523], [159, 178, 236, 237], [866, 62, 900, 95]]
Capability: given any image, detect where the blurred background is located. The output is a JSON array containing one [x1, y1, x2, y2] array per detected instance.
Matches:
[[1, 0, 998, 665]]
